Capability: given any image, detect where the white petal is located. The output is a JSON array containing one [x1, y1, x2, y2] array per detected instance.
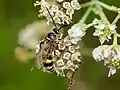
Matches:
[[94, 24, 105, 30], [108, 68, 116, 77], [109, 24, 116, 32]]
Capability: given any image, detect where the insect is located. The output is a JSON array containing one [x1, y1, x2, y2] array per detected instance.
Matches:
[[35, 7, 67, 73]]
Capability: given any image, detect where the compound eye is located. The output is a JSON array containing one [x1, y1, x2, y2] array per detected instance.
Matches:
[[47, 32, 56, 40]]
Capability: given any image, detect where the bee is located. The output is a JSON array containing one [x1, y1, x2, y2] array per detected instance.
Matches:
[[34, 7, 67, 73]]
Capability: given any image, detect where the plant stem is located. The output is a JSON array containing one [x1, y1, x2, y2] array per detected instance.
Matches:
[[113, 33, 118, 46], [117, 33, 120, 38], [96, 1, 120, 13], [112, 14, 120, 44], [112, 14, 120, 24], [81, 1, 95, 8], [79, 7, 92, 24], [95, 4, 110, 24], [67, 71, 75, 90], [81, 0, 120, 13]]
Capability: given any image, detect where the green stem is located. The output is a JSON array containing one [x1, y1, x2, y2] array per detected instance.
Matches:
[[95, 4, 110, 24], [113, 33, 118, 46], [112, 14, 120, 42], [79, 7, 92, 24], [81, 1, 95, 8], [112, 14, 120, 24], [81, 0, 120, 13], [117, 33, 120, 38], [96, 1, 120, 13]]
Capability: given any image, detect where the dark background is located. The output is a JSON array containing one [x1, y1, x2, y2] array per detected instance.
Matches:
[[0, 0, 120, 90]]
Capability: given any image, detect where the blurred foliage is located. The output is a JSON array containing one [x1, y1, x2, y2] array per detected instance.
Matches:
[[0, 0, 120, 90]]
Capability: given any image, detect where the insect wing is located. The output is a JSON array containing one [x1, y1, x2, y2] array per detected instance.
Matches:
[[35, 40, 55, 70], [35, 47, 44, 70]]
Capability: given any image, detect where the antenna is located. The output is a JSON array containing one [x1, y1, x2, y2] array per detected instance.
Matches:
[[46, 7, 58, 30]]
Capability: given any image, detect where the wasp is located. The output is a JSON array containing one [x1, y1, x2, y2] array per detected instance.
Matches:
[[34, 7, 67, 73]]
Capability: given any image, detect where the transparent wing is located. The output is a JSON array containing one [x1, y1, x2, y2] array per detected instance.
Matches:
[[35, 40, 54, 69]]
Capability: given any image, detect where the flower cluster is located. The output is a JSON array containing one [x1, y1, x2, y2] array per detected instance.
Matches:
[[92, 45, 120, 77], [53, 36, 82, 76], [34, 0, 81, 24], [93, 19, 117, 44]]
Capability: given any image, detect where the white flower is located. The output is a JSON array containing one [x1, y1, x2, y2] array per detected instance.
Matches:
[[56, 59, 65, 66], [50, 5, 59, 13], [55, 10, 64, 17], [58, 42, 66, 50], [93, 19, 117, 44], [53, 16, 62, 24], [55, 50, 61, 56], [34, 1, 41, 7], [64, 36, 72, 46], [69, 46, 75, 53], [68, 23, 86, 44], [93, 29, 104, 36], [63, 2, 71, 9], [92, 45, 112, 61], [66, 8, 74, 19], [92, 45, 120, 77], [71, 0, 81, 10], [109, 24, 117, 33], [61, 15, 71, 24], [63, 52, 71, 60], [71, 53, 81, 62]]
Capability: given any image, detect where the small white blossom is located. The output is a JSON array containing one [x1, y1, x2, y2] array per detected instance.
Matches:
[[63, 2, 71, 9], [56, 59, 65, 66], [63, 52, 71, 60], [50, 5, 59, 13], [58, 42, 66, 50], [55, 50, 61, 56], [71, 52, 81, 62], [66, 8, 74, 19], [61, 15, 71, 24], [55, 10, 64, 17], [69, 46, 75, 53], [64, 36, 72, 46], [92, 45, 120, 77], [93, 19, 117, 44], [68, 23, 86, 44], [53, 16, 62, 24], [71, 0, 81, 10]]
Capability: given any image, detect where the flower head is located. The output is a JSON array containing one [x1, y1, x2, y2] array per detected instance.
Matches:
[[71, 0, 81, 10], [93, 19, 117, 44], [68, 23, 86, 44], [34, 0, 81, 24], [92, 45, 120, 77]]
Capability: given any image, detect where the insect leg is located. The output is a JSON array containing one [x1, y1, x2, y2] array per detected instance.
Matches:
[[58, 24, 68, 31], [46, 7, 58, 30]]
